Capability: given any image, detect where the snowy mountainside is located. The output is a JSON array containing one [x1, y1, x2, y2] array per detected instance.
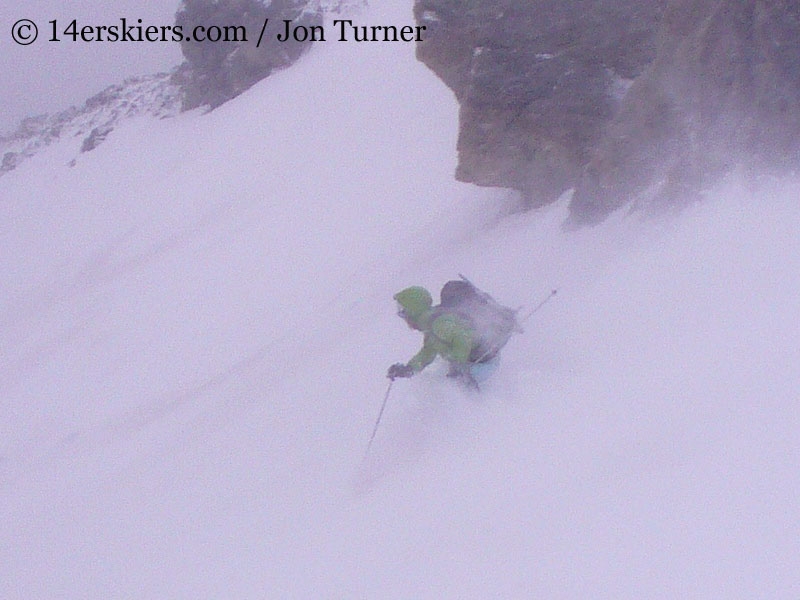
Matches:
[[0, 72, 182, 176], [2, 1, 800, 598], [0, 0, 368, 178]]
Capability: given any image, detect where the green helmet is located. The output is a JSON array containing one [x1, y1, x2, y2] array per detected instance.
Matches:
[[394, 286, 432, 322]]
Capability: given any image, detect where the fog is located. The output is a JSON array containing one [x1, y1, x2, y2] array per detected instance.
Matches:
[[0, 1, 180, 133], [2, 1, 799, 597]]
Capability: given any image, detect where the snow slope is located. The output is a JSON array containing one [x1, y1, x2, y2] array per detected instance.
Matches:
[[2, 2, 800, 598]]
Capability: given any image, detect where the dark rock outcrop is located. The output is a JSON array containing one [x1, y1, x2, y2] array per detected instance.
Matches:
[[176, 0, 322, 111], [414, 0, 668, 208], [570, 0, 800, 223], [414, 0, 800, 224]]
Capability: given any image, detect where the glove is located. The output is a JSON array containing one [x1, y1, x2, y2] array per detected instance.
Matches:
[[387, 362, 414, 380]]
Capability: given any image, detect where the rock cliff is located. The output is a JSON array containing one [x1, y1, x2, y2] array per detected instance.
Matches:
[[414, 0, 800, 223]]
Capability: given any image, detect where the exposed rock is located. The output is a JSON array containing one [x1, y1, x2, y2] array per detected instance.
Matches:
[[414, 0, 667, 207], [176, 0, 322, 111], [2, 152, 21, 172], [570, 0, 800, 224], [415, 0, 800, 224], [80, 125, 115, 153], [0, 73, 182, 176], [0, 1, 356, 176]]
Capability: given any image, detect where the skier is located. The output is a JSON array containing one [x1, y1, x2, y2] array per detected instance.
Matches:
[[387, 277, 519, 387]]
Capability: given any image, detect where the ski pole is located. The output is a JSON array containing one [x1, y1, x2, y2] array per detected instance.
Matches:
[[519, 288, 558, 324], [364, 379, 394, 458]]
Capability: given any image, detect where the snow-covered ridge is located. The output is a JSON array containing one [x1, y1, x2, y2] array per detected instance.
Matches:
[[0, 71, 183, 177], [0, 0, 368, 179]]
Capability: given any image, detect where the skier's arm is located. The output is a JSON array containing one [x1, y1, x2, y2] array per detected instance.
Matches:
[[407, 335, 438, 373]]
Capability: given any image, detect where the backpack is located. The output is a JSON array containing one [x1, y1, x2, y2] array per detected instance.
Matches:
[[434, 275, 520, 362]]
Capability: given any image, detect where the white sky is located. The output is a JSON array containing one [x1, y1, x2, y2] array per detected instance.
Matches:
[[0, 1, 181, 134]]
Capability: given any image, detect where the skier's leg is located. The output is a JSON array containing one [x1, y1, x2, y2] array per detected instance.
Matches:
[[470, 357, 499, 383], [446, 361, 464, 378], [447, 361, 480, 390]]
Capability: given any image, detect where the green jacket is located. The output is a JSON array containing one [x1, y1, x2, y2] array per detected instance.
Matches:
[[406, 311, 476, 373], [394, 286, 478, 374]]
